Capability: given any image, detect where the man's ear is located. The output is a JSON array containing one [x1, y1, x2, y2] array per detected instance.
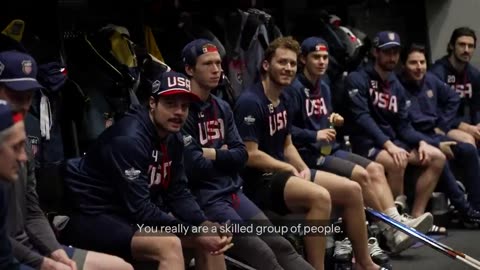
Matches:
[[448, 43, 454, 52], [185, 64, 194, 77], [299, 54, 307, 65], [262, 60, 269, 73], [148, 96, 156, 110]]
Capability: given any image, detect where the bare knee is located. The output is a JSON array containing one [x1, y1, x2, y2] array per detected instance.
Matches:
[[84, 251, 134, 270], [344, 181, 363, 204], [155, 236, 183, 261], [366, 162, 385, 180], [351, 166, 371, 189], [429, 148, 446, 169], [307, 186, 332, 214]]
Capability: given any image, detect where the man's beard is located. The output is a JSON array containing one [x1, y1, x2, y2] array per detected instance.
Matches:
[[379, 62, 396, 72], [454, 52, 470, 64]]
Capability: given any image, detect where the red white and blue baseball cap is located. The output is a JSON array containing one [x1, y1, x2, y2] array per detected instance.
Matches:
[[0, 51, 43, 91], [0, 99, 23, 132], [150, 71, 200, 101], [373, 31, 401, 50], [301, 37, 329, 55]]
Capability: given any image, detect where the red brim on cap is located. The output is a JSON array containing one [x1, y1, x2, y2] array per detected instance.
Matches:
[[158, 89, 201, 102]]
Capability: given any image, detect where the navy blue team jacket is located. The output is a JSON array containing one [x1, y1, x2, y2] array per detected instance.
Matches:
[[284, 73, 340, 159], [0, 182, 18, 270], [399, 72, 460, 135], [345, 64, 438, 149], [234, 82, 291, 174], [64, 105, 207, 226], [182, 94, 248, 207], [431, 56, 480, 125]]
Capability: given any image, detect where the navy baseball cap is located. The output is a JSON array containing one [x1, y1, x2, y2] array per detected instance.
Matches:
[[182, 39, 219, 66], [301, 37, 329, 55], [373, 31, 401, 50], [150, 71, 199, 101], [0, 51, 43, 91], [0, 99, 23, 132]]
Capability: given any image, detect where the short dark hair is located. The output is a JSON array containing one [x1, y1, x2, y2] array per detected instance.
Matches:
[[401, 43, 426, 64], [447, 27, 477, 55]]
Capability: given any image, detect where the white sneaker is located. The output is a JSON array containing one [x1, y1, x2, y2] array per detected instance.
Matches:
[[333, 238, 353, 262], [384, 212, 433, 254], [400, 212, 434, 234]]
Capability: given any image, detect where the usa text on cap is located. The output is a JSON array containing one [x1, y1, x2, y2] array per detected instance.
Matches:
[[150, 71, 200, 101]]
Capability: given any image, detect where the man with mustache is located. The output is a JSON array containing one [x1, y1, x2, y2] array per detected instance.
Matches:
[[234, 36, 383, 270], [181, 38, 313, 270], [0, 100, 28, 270], [344, 31, 444, 227], [398, 43, 480, 228], [62, 71, 232, 270], [284, 36, 432, 257], [0, 50, 133, 270], [431, 27, 480, 147]]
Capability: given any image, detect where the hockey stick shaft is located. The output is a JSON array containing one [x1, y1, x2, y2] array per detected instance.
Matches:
[[365, 207, 480, 269]]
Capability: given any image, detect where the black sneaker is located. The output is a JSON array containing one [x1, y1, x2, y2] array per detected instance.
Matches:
[[461, 207, 480, 229], [368, 237, 390, 265]]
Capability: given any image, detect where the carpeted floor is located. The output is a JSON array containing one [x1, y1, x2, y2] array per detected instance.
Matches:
[[390, 229, 480, 269]]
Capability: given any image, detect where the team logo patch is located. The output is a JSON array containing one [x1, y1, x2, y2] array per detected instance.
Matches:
[[367, 148, 377, 159], [348, 89, 359, 97], [447, 75, 456, 84], [405, 100, 411, 108], [152, 80, 161, 93], [202, 43, 218, 54], [316, 156, 326, 166], [315, 44, 328, 51], [268, 104, 274, 113], [0, 61, 4, 76], [388, 32, 395, 41], [426, 90, 434, 98], [304, 88, 310, 97], [183, 135, 193, 146], [22, 60, 33, 75], [244, 115, 256, 125], [125, 168, 141, 181], [28, 136, 39, 157]]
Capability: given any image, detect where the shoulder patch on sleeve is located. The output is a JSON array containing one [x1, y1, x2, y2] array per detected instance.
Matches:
[[183, 135, 193, 146], [348, 89, 359, 97]]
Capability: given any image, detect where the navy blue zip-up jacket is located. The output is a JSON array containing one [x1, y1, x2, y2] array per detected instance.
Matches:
[[345, 64, 439, 148], [0, 181, 18, 270], [182, 94, 248, 207], [64, 105, 207, 227], [234, 82, 291, 175], [431, 56, 480, 125], [399, 72, 460, 136], [284, 73, 340, 155]]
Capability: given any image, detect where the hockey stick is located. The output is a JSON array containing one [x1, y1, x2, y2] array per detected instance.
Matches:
[[365, 207, 480, 269]]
